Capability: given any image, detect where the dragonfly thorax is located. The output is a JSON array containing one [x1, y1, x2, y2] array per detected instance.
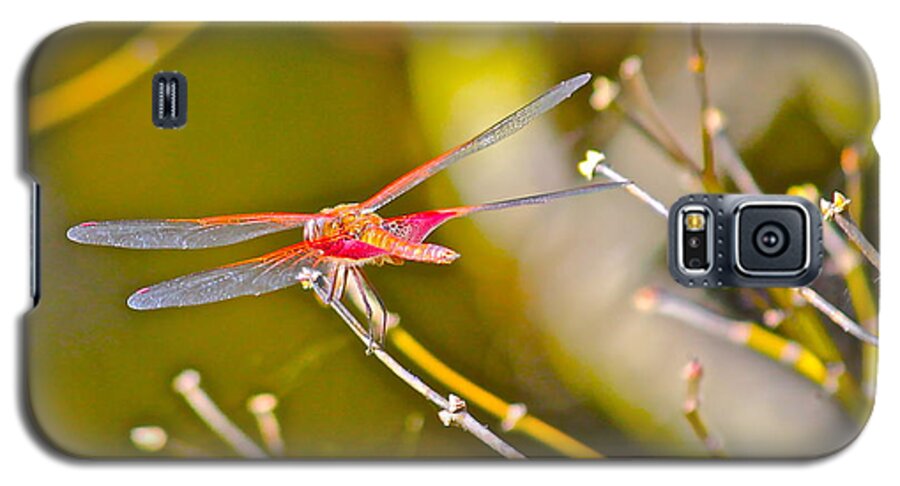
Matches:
[[318, 203, 383, 239]]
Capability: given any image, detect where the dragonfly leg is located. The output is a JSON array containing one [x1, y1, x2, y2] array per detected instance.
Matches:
[[348, 268, 374, 323], [351, 267, 390, 352], [323, 264, 345, 304]]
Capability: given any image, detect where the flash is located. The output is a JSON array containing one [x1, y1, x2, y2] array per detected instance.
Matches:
[[685, 212, 706, 231]]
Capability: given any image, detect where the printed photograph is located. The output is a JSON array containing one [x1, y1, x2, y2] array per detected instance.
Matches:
[[26, 23, 878, 458]]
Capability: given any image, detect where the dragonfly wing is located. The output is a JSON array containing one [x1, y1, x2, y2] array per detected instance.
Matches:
[[67, 213, 318, 249], [127, 240, 331, 310], [380, 181, 627, 243], [125, 236, 391, 310], [360, 73, 591, 212]]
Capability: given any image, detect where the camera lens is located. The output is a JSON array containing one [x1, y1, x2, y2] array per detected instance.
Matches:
[[687, 235, 702, 249], [687, 257, 702, 268], [753, 223, 788, 256]]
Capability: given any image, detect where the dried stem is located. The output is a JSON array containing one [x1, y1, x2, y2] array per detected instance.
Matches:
[[835, 215, 880, 271], [617, 57, 698, 174], [792, 184, 877, 400], [840, 146, 864, 223], [389, 327, 602, 458], [681, 359, 724, 457], [689, 27, 718, 189], [705, 107, 762, 194], [247, 393, 285, 456], [634, 287, 850, 401], [172, 369, 268, 458], [796, 287, 878, 346], [821, 191, 879, 271], [322, 288, 526, 459], [579, 150, 668, 218]]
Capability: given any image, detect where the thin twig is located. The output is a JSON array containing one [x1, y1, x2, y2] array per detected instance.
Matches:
[[172, 369, 268, 458], [840, 146, 864, 223], [681, 359, 725, 457], [578, 150, 668, 218], [704, 107, 762, 194], [618, 57, 698, 173], [591, 77, 692, 173], [247, 393, 286, 456], [689, 27, 718, 189], [799, 185, 878, 404], [341, 265, 598, 457], [835, 215, 880, 271], [633, 287, 840, 396], [821, 191, 879, 271], [321, 284, 525, 459], [389, 327, 603, 458], [796, 287, 878, 346]]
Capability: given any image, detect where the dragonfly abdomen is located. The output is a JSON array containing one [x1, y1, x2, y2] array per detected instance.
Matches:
[[362, 226, 459, 264]]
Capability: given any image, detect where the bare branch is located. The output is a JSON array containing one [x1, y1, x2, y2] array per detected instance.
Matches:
[[840, 146, 864, 223], [247, 393, 286, 456], [321, 284, 526, 459], [172, 369, 268, 458], [821, 192, 880, 271], [689, 27, 718, 189], [389, 326, 602, 458], [578, 150, 669, 218], [618, 57, 698, 173], [704, 107, 762, 194], [796, 287, 878, 346], [633, 287, 841, 396], [681, 359, 725, 457]]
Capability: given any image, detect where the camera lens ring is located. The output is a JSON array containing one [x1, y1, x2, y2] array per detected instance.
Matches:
[[687, 235, 702, 249], [753, 222, 789, 257]]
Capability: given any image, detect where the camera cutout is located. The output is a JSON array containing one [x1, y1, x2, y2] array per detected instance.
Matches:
[[677, 206, 712, 274], [735, 202, 809, 276], [668, 194, 822, 288], [151, 71, 188, 129]]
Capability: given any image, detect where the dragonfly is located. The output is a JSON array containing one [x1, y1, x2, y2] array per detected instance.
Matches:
[[67, 73, 625, 343]]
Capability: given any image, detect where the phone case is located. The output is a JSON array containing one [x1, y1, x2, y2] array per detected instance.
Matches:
[[25, 23, 879, 459]]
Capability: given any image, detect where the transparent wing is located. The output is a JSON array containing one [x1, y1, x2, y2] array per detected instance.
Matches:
[[67, 213, 318, 249], [382, 181, 627, 242], [127, 240, 329, 310], [125, 236, 392, 310], [360, 73, 592, 212]]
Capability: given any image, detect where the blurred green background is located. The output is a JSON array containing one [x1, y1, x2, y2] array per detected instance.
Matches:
[[26, 23, 877, 458]]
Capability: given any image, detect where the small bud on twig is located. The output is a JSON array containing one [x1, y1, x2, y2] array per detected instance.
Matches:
[[130, 426, 168, 453], [501, 403, 528, 432], [172, 369, 268, 459], [577, 150, 606, 181], [439, 394, 468, 427], [821, 191, 880, 271], [247, 393, 285, 456], [589, 77, 620, 112], [680, 358, 724, 457]]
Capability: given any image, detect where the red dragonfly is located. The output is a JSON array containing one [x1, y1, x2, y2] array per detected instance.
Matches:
[[68, 73, 624, 342]]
